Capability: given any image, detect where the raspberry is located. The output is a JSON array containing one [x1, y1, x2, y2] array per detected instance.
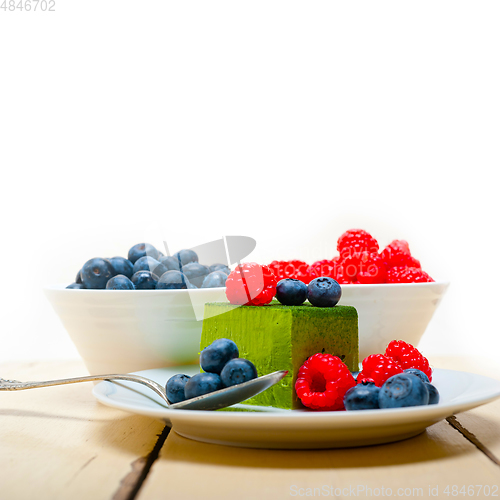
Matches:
[[300, 266, 319, 285], [356, 252, 387, 284], [309, 259, 337, 278], [333, 265, 352, 284], [225, 263, 277, 306], [357, 354, 404, 387], [386, 266, 434, 283], [295, 353, 356, 411], [268, 260, 309, 282], [385, 340, 432, 381], [337, 254, 361, 281], [380, 240, 421, 269], [337, 229, 379, 258]]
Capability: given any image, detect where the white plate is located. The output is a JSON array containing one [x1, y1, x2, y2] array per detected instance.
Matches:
[[93, 367, 500, 449]]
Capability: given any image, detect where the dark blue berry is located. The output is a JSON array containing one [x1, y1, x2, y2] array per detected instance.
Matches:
[[351, 371, 360, 381], [404, 368, 430, 384], [276, 279, 307, 306], [109, 257, 134, 279], [344, 381, 380, 410], [173, 249, 198, 266], [306, 277, 342, 307], [182, 262, 210, 287], [425, 383, 440, 405], [133, 256, 168, 278], [379, 374, 430, 408], [220, 358, 258, 387], [131, 270, 158, 290], [81, 258, 115, 289], [200, 338, 239, 374], [166, 374, 191, 404], [159, 255, 181, 271], [209, 264, 230, 275], [106, 275, 135, 290], [66, 283, 85, 289], [76, 270, 82, 284], [201, 271, 228, 288], [184, 372, 223, 399], [128, 243, 159, 264], [156, 270, 191, 289]]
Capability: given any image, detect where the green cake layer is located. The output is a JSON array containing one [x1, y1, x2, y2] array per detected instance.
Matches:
[[201, 301, 358, 409]]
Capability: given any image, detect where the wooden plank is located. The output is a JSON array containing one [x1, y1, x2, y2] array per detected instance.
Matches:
[[137, 356, 500, 500], [138, 421, 500, 500], [0, 361, 167, 500], [431, 356, 500, 465]]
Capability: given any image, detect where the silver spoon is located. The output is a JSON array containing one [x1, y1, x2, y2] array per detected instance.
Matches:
[[0, 370, 288, 411]]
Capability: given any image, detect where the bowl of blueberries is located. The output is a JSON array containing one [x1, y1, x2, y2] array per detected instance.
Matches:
[[44, 243, 230, 375]]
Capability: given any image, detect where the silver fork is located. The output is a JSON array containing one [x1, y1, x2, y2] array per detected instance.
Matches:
[[0, 370, 288, 411]]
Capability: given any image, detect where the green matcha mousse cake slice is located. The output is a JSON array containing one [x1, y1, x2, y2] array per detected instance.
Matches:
[[201, 301, 358, 410]]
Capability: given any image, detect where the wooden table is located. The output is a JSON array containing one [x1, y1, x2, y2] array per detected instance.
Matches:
[[1, 357, 499, 500]]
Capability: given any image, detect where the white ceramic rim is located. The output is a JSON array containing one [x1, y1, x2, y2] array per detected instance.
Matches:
[[43, 284, 228, 294], [92, 367, 500, 424], [44, 281, 450, 293]]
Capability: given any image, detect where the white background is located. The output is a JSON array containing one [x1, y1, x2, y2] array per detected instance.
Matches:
[[0, 1, 499, 363]]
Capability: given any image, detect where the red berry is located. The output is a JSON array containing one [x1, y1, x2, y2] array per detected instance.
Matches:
[[357, 354, 404, 387], [386, 266, 434, 283], [337, 229, 379, 256], [268, 260, 308, 281], [380, 240, 421, 269], [337, 254, 361, 281], [295, 353, 356, 411], [356, 252, 387, 284], [385, 340, 432, 381], [333, 264, 352, 284], [225, 263, 277, 306], [309, 259, 337, 278]]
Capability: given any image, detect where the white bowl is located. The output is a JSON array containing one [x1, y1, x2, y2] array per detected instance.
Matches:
[[338, 281, 449, 360], [45, 281, 448, 375], [44, 286, 229, 375]]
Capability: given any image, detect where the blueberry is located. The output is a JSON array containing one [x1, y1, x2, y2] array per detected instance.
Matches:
[[306, 277, 342, 307], [201, 271, 228, 288], [425, 383, 440, 405], [109, 257, 134, 279], [81, 258, 115, 289], [131, 270, 158, 290], [157, 250, 165, 258], [276, 279, 307, 306], [166, 374, 191, 404], [182, 263, 210, 287], [220, 358, 258, 387], [106, 275, 135, 290], [133, 256, 168, 278], [66, 283, 85, 289], [76, 270, 83, 284], [159, 255, 181, 271], [128, 243, 159, 264], [351, 371, 360, 382], [200, 338, 239, 374], [156, 270, 191, 289], [209, 264, 230, 275], [173, 249, 198, 266], [184, 372, 223, 399], [344, 381, 380, 410], [379, 374, 430, 408], [404, 368, 430, 384]]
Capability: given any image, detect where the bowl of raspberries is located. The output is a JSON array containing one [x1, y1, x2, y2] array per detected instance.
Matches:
[[227, 229, 449, 361], [44, 243, 231, 375]]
